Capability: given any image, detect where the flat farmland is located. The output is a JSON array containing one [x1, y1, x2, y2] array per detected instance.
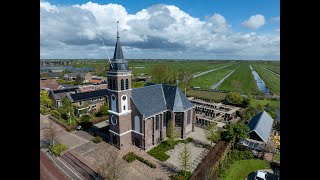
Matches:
[[252, 64, 280, 95], [258, 62, 280, 74], [217, 63, 260, 94], [189, 64, 238, 89], [128, 60, 233, 77]]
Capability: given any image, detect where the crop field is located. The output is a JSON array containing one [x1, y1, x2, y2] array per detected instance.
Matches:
[[128, 60, 234, 77], [217, 63, 261, 95], [252, 64, 280, 95], [189, 64, 238, 89]]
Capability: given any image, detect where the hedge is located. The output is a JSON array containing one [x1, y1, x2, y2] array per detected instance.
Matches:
[[123, 152, 156, 168]]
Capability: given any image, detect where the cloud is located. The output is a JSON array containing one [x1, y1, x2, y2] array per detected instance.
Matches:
[[242, 14, 265, 30], [271, 16, 280, 23], [274, 28, 280, 32], [40, 2, 279, 60]]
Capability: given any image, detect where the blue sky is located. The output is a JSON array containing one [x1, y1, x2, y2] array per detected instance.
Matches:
[[41, 0, 280, 60]]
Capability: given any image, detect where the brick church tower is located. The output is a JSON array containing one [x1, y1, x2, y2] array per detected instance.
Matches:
[[107, 22, 132, 149]]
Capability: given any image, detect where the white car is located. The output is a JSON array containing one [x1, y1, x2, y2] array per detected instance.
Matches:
[[254, 170, 267, 180]]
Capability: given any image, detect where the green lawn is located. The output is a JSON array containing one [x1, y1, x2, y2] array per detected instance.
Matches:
[[189, 64, 238, 89], [186, 90, 227, 102], [223, 159, 270, 180], [274, 153, 280, 161], [252, 64, 280, 96], [217, 63, 260, 95], [250, 99, 280, 109], [258, 62, 280, 74]]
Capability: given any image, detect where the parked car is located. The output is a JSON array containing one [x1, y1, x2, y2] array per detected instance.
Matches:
[[254, 170, 267, 180]]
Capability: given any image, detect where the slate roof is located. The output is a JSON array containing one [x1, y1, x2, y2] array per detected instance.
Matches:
[[131, 84, 193, 118], [247, 111, 274, 143], [47, 72, 61, 78], [113, 35, 124, 60], [65, 73, 89, 78], [51, 87, 79, 101], [162, 84, 193, 112], [68, 89, 108, 102]]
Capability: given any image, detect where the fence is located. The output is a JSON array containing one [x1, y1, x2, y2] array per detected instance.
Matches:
[[190, 140, 231, 180]]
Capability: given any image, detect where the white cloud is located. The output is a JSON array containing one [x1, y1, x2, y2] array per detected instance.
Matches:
[[242, 14, 265, 30], [40, 2, 279, 60], [271, 16, 280, 23], [274, 28, 280, 32]]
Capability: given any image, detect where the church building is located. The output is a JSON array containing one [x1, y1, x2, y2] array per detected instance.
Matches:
[[107, 27, 195, 151]]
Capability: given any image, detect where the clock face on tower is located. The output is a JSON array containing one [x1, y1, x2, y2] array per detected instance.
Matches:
[[111, 115, 117, 125]]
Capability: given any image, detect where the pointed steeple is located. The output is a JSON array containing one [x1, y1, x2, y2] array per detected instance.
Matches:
[[113, 21, 124, 60]]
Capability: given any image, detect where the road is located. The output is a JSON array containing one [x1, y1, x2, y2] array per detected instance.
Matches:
[[192, 64, 235, 78]]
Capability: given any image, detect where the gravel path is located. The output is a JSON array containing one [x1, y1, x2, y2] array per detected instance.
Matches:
[[192, 64, 234, 78]]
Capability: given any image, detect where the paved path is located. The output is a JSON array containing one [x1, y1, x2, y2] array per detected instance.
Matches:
[[40, 114, 89, 149], [260, 65, 280, 77], [192, 64, 234, 78], [211, 65, 240, 89]]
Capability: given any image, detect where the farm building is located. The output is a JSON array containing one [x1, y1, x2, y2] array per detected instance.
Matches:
[[238, 110, 274, 151]]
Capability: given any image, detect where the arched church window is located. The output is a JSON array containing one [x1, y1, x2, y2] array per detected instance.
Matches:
[[123, 105, 126, 111], [121, 79, 124, 90], [125, 79, 129, 89]]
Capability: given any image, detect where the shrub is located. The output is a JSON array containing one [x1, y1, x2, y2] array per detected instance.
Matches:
[[51, 110, 61, 118], [147, 141, 172, 161], [170, 170, 192, 180], [92, 136, 103, 143], [123, 152, 156, 168], [123, 152, 136, 163], [51, 144, 68, 157]]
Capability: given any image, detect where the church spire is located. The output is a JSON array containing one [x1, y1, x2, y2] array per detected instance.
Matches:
[[113, 20, 124, 60]]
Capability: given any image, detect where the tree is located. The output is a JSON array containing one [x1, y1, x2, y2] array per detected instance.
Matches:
[[178, 70, 192, 90], [166, 120, 178, 148], [98, 147, 127, 180], [43, 120, 58, 147], [151, 64, 177, 84], [265, 139, 277, 161], [205, 122, 221, 146], [178, 143, 191, 177], [75, 74, 83, 85], [222, 122, 249, 149], [96, 103, 108, 117], [40, 90, 53, 109]]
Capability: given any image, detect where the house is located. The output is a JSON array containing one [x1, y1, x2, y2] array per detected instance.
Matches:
[[40, 79, 61, 91], [106, 28, 195, 151], [64, 72, 92, 83], [47, 72, 61, 79], [79, 83, 108, 92], [238, 111, 274, 151], [49, 87, 79, 107], [66, 89, 108, 116]]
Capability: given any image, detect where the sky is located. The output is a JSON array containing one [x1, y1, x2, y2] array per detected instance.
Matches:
[[40, 0, 280, 60]]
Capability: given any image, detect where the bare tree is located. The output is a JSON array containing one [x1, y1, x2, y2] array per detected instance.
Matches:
[[178, 143, 191, 177], [43, 120, 58, 147], [265, 140, 277, 161], [166, 120, 179, 148], [98, 147, 127, 180]]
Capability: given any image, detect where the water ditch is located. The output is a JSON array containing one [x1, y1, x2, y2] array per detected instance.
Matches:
[[210, 65, 240, 89], [250, 65, 270, 94]]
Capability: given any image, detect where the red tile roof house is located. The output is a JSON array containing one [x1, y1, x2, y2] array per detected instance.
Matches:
[[40, 79, 61, 91]]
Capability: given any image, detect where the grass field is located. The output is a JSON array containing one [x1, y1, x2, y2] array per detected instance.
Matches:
[[252, 64, 280, 95], [258, 62, 280, 74], [250, 99, 280, 109], [217, 63, 260, 95], [128, 60, 233, 77], [223, 159, 270, 180], [189, 64, 238, 89], [274, 153, 280, 161], [186, 90, 227, 102]]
